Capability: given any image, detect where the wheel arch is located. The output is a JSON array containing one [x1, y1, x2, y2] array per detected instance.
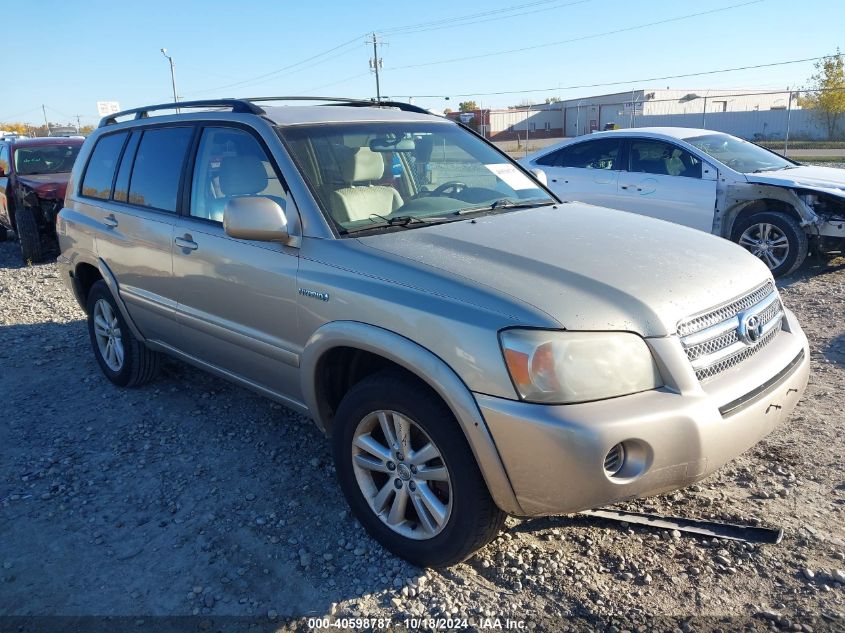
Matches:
[[73, 258, 147, 343], [300, 321, 523, 515]]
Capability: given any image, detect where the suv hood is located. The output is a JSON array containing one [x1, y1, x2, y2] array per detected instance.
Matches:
[[15, 173, 72, 200], [358, 204, 772, 337], [746, 165, 845, 196]]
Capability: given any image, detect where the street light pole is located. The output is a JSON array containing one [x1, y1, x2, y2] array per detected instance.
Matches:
[[160, 48, 179, 113]]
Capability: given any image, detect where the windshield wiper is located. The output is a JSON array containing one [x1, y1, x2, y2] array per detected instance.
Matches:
[[455, 198, 555, 215], [752, 165, 797, 173], [343, 214, 454, 234]]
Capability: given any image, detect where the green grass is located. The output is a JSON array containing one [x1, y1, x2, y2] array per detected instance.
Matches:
[[760, 141, 845, 150]]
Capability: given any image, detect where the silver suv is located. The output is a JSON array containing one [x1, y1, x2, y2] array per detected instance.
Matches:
[[57, 97, 810, 567]]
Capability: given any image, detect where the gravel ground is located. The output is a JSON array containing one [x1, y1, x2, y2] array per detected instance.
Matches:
[[1, 234, 844, 632]]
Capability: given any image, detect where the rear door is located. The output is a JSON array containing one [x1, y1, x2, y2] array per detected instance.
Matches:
[[533, 137, 622, 208], [82, 126, 194, 342], [616, 138, 717, 232], [172, 125, 302, 402]]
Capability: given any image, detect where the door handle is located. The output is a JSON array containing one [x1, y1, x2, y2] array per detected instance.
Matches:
[[103, 214, 118, 228], [174, 235, 198, 251]]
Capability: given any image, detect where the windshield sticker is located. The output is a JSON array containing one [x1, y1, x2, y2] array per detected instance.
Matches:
[[484, 164, 535, 190]]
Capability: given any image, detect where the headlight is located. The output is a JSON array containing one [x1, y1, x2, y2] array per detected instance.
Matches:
[[499, 329, 663, 404]]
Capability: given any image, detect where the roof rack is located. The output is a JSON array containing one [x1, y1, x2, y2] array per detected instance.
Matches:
[[98, 96, 436, 128], [98, 99, 265, 127], [243, 96, 434, 116]]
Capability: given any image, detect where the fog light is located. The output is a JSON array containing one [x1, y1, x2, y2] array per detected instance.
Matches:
[[604, 443, 625, 477]]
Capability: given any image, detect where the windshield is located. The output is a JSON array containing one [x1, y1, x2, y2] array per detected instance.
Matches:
[[279, 121, 553, 234], [683, 133, 793, 174], [14, 144, 81, 175]]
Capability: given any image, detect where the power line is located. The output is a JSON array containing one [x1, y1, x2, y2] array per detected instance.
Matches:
[[186, 33, 367, 97], [390, 0, 765, 71], [390, 55, 830, 99], [381, 0, 591, 35]]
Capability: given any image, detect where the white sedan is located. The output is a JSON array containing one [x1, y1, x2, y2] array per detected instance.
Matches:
[[520, 127, 845, 276]]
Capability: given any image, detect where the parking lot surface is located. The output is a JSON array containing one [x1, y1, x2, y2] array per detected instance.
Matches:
[[1, 238, 843, 632]]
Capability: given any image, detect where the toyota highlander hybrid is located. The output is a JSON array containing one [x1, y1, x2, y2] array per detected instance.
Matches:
[[56, 98, 810, 567]]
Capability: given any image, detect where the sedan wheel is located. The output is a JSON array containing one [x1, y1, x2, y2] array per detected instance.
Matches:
[[738, 222, 790, 270], [351, 409, 452, 540]]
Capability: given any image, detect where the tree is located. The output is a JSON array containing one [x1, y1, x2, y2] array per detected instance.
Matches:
[[800, 49, 845, 139], [458, 101, 477, 112], [544, 97, 562, 104], [443, 108, 453, 115]]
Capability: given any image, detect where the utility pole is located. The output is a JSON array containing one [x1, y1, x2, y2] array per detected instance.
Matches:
[[160, 48, 179, 113], [42, 104, 49, 136], [369, 33, 382, 102], [75, 114, 82, 133]]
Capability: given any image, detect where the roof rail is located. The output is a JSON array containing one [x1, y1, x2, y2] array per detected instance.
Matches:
[[242, 96, 435, 116], [98, 99, 265, 128]]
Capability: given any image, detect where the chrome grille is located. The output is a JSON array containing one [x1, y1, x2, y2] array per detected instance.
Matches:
[[677, 281, 775, 337], [678, 282, 784, 381]]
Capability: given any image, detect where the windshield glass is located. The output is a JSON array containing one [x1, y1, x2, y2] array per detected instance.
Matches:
[[279, 121, 553, 234], [14, 144, 81, 175], [683, 133, 793, 174]]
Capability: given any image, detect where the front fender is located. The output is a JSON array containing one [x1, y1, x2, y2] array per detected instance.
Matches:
[[300, 321, 524, 515]]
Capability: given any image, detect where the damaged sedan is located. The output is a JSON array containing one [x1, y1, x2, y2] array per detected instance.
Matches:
[[521, 128, 845, 276], [0, 137, 83, 262]]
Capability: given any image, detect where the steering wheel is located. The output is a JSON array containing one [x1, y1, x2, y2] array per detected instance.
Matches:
[[431, 181, 468, 197]]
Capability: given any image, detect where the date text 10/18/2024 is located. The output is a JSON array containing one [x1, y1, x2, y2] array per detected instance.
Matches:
[[307, 617, 529, 630]]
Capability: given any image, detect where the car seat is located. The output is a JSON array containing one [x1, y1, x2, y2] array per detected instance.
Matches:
[[331, 147, 403, 223]]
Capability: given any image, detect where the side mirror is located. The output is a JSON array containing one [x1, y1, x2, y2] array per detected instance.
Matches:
[[223, 197, 289, 242], [530, 168, 548, 186], [702, 162, 718, 181]]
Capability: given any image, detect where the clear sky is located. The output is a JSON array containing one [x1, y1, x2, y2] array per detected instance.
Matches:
[[3, 0, 843, 127]]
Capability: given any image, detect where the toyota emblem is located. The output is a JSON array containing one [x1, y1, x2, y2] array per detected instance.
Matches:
[[739, 313, 764, 344]]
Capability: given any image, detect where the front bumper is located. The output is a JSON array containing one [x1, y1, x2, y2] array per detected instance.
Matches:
[[477, 309, 810, 516]]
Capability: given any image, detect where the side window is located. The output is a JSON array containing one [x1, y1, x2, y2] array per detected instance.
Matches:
[[80, 133, 127, 200], [628, 140, 702, 178], [112, 132, 141, 203], [127, 127, 193, 212], [189, 127, 285, 222], [536, 139, 620, 169]]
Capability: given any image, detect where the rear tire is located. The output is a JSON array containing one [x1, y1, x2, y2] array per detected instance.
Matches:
[[16, 208, 42, 263], [732, 211, 807, 277], [332, 370, 506, 568], [86, 280, 160, 387]]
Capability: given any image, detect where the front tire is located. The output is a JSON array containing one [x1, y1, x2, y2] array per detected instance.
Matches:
[[15, 207, 42, 263], [732, 211, 808, 277], [86, 280, 160, 387], [332, 370, 505, 568]]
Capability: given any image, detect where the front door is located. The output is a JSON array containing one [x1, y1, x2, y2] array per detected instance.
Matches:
[[533, 137, 622, 208], [615, 138, 717, 232], [173, 126, 302, 403]]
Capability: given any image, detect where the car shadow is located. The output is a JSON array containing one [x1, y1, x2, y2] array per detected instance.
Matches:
[[778, 254, 845, 287]]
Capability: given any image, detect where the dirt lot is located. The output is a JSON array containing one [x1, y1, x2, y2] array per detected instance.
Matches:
[[1, 236, 844, 632]]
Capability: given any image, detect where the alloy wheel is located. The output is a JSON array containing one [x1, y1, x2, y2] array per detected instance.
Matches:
[[93, 299, 124, 372], [351, 410, 452, 540], [738, 222, 789, 270]]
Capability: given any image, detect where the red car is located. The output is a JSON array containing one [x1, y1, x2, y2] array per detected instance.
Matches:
[[0, 137, 83, 262]]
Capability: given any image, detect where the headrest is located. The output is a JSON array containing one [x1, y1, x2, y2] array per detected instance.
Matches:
[[340, 147, 384, 183], [219, 155, 268, 196]]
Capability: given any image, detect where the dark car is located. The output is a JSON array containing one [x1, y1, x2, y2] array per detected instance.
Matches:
[[0, 137, 83, 262]]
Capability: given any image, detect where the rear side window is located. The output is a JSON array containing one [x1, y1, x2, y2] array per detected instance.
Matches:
[[81, 133, 127, 200], [112, 132, 141, 203], [127, 127, 193, 212], [536, 139, 620, 169], [0, 144, 9, 175]]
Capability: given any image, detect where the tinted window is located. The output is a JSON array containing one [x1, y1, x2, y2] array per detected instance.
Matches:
[[190, 127, 285, 222], [0, 144, 9, 175], [628, 139, 701, 178], [81, 133, 127, 200], [536, 139, 619, 169], [128, 127, 193, 211], [113, 132, 141, 203]]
